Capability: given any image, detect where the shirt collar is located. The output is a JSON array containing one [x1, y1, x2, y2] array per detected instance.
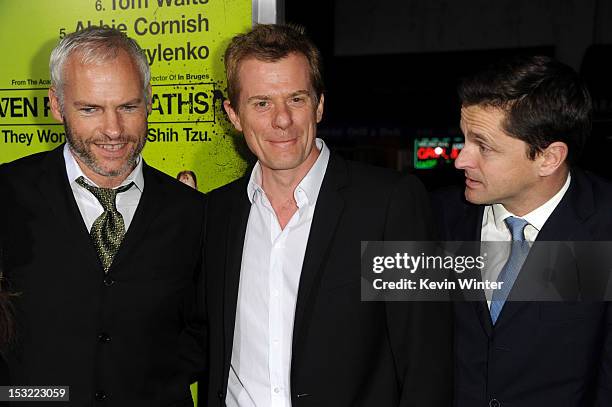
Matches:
[[246, 138, 330, 207], [489, 172, 571, 232], [63, 143, 145, 191]]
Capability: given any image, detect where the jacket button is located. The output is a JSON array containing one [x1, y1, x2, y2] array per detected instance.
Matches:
[[97, 333, 111, 343], [103, 276, 115, 286], [489, 399, 501, 407], [217, 390, 224, 399], [95, 391, 107, 401]]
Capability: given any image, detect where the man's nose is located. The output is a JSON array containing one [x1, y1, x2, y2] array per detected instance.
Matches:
[[102, 110, 123, 139], [454, 146, 472, 170], [272, 103, 293, 130]]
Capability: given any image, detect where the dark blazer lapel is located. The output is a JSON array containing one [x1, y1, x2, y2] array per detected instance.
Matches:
[[455, 204, 494, 335], [222, 178, 251, 383], [111, 162, 166, 271], [292, 155, 347, 363], [496, 169, 594, 327], [37, 145, 100, 272]]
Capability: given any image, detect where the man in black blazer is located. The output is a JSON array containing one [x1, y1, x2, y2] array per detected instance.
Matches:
[[435, 55, 612, 406], [0, 27, 204, 406], [201, 24, 452, 407]]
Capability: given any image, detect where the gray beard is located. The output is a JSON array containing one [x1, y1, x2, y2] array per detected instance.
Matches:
[[64, 120, 146, 178]]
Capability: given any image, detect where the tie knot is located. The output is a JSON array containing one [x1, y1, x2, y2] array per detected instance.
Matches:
[[76, 176, 133, 211], [504, 216, 529, 242]]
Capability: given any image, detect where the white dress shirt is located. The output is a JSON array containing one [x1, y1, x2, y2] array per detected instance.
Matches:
[[480, 173, 571, 305], [226, 138, 330, 407], [63, 144, 144, 232]]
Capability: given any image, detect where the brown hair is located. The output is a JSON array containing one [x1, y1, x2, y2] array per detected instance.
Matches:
[[224, 24, 324, 110], [458, 55, 591, 164]]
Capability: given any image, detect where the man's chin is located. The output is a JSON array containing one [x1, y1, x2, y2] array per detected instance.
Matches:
[[93, 161, 136, 178], [463, 189, 488, 205]]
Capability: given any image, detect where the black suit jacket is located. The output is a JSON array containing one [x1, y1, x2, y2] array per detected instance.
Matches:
[[434, 169, 612, 407], [0, 145, 206, 406], [202, 154, 453, 407]]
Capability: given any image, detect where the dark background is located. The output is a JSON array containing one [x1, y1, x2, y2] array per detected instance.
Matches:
[[284, 0, 612, 189]]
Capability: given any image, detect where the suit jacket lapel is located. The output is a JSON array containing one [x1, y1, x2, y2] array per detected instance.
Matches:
[[223, 178, 251, 382], [496, 169, 594, 327], [292, 155, 347, 364], [110, 162, 166, 272], [37, 145, 101, 272], [455, 204, 494, 336]]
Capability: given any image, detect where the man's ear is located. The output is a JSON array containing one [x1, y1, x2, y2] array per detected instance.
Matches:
[[315, 93, 324, 123], [538, 141, 568, 176], [48, 87, 64, 123], [223, 100, 242, 132]]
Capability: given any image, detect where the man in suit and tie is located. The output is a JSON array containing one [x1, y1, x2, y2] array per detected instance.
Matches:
[[0, 27, 204, 405], [435, 55, 612, 406], [202, 24, 453, 407]]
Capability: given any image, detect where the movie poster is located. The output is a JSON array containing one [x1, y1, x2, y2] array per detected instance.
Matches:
[[0, 0, 251, 192]]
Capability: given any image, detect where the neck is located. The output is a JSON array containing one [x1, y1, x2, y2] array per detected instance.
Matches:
[[260, 147, 320, 229], [261, 147, 320, 202], [74, 158, 132, 189], [504, 168, 569, 216]]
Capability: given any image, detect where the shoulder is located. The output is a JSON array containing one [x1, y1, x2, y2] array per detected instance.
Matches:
[[206, 175, 247, 209], [0, 150, 53, 182], [430, 184, 481, 240], [335, 155, 426, 197], [570, 168, 612, 222], [204, 176, 249, 221], [332, 156, 436, 239], [143, 163, 205, 208], [207, 176, 247, 199], [575, 169, 612, 200], [431, 184, 470, 216]]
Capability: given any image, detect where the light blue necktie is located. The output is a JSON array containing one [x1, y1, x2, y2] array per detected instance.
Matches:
[[490, 216, 530, 324]]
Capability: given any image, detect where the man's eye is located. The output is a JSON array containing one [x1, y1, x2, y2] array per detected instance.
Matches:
[[478, 143, 491, 153], [253, 100, 269, 109], [121, 105, 138, 112], [80, 107, 97, 114], [290, 97, 306, 105]]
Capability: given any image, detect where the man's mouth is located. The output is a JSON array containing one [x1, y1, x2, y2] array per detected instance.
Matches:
[[464, 175, 483, 188], [98, 143, 126, 151], [268, 138, 297, 147]]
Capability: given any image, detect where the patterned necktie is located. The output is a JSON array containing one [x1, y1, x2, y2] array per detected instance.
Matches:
[[76, 176, 134, 273], [490, 216, 531, 324]]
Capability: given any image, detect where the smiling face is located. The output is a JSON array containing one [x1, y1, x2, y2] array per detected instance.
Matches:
[[455, 105, 546, 214], [50, 49, 150, 188], [223, 53, 324, 179]]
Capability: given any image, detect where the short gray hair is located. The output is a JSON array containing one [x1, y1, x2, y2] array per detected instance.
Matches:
[[49, 27, 150, 107]]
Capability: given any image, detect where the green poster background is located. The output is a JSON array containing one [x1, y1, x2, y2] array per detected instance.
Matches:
[[0, 0, 251, 193]]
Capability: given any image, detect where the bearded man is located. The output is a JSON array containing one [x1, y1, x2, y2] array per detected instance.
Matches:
[[0, 27, 205, 406]]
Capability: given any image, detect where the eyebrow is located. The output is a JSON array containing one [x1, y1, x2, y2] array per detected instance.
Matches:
[[469, 133, 497, 148], [73, 98, 143, 107], [246, 89, 311, 103]]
